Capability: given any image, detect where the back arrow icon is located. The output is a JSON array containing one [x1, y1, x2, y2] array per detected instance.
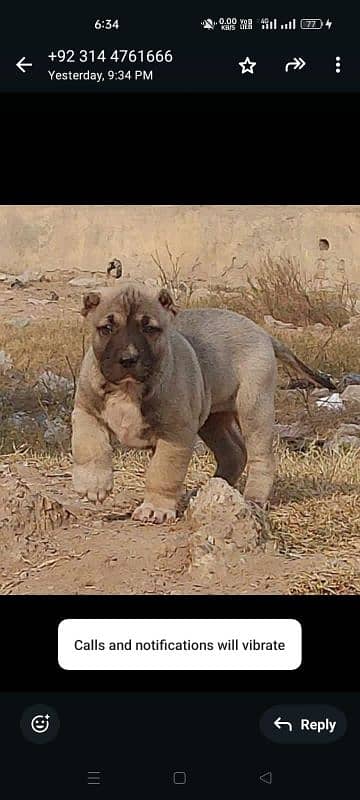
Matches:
[[16, 57, 33, 73], [285, 57, 306, 72], [274, 716, 293, 731]]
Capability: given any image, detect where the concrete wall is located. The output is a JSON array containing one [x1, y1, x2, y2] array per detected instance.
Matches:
[[0, 205, 360, 285]]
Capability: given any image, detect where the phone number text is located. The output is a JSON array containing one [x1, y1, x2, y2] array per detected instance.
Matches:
[[47, 49, 174, 64]]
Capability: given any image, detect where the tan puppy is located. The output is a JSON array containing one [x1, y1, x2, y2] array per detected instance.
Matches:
[[72, 283, 335, 522]]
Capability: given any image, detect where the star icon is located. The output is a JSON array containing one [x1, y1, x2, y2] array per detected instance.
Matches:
[[238, 56, 256, 74]]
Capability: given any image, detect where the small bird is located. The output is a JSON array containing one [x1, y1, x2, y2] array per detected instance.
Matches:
[[107, 259, 123, 278]]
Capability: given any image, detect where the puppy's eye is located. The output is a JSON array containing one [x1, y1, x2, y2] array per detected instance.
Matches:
[[142, 324, 162, 335], [97, 324, 113, 337]]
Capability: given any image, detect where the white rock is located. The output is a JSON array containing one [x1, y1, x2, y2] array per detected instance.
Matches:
[[19, 270, 42, 283], [341, 385, 360, 406], [8, 317, 31, 328], [186, 478, 247, 526], [35, 370, 73, 395], [315, 392, 343, 411]]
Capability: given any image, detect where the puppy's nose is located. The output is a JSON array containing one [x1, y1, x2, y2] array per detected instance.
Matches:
[[119, 354, 139, 368]]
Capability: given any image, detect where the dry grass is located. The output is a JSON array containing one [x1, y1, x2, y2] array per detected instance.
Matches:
[[0, 318, 89, 378], [190, 257, 357, 328], [288, 568, 360, 595]]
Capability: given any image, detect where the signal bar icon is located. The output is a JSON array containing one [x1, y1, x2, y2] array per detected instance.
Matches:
[[280, 18, 296, 30], [261, 17, 277, 30]]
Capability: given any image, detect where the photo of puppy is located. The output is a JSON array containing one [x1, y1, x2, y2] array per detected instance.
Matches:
[[0, 204, 359, 595]]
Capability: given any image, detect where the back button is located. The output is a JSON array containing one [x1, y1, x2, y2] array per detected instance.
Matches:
[[259, 771, 272, 785]]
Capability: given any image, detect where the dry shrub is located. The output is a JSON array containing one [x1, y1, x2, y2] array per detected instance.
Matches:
[[246, 256, 352, 326], [151, 243, 201, 303], [191, 257, 355, 328]]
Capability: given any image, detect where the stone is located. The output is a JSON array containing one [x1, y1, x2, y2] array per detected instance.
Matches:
[[10, 278, 25, 288], [8, 317, 31, 328], [274, 423, 304, 440], [315, 392, 343, 411], [20, 270, 42, 283], [341, 385, 360, 406], [186, 478, 247, 527], [324, 434, 360, 451], [186, 479, 268, 577], [35, 370, 73, 397], [338, 373, 360, 393], [43, 419, 69, 444], [193, 437, 208, 455], [7, 411, 45, 435], [8, 270, 42, 287]]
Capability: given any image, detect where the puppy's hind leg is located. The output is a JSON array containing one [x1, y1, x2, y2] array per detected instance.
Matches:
[[199, 412, 247, 486], [235, 377, 276, 507]]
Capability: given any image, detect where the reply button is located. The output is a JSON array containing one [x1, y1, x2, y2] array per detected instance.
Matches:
[[260, 705, 347, 744]]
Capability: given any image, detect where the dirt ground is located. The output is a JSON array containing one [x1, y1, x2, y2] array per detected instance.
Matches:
[[0, 271, 360, 595]]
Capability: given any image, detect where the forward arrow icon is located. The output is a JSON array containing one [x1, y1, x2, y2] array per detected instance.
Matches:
[[285, 57, 306, 72]]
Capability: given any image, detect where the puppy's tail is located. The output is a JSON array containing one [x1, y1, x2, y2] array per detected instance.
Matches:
[[271, 336, 336, 390]]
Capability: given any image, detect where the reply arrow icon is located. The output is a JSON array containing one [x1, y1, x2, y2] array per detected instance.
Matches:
[[274, 716, 293, 731], [16, 57, 33, 73], [285, 57, 306, 72]]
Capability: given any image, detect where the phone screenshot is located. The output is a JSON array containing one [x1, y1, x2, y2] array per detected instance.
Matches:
[[0, 3, 358, 799]]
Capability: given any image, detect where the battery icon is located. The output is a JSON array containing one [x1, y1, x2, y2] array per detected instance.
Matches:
[[300, 18, 323, 29]]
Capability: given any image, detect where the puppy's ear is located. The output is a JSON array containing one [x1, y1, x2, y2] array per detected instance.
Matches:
[[158, 288, 178, 316], [81, 292, 101, 317]]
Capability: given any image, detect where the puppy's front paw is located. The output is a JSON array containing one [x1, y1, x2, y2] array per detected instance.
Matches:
[[132, 501, 177, 524], [73, 462, 113, 503]]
